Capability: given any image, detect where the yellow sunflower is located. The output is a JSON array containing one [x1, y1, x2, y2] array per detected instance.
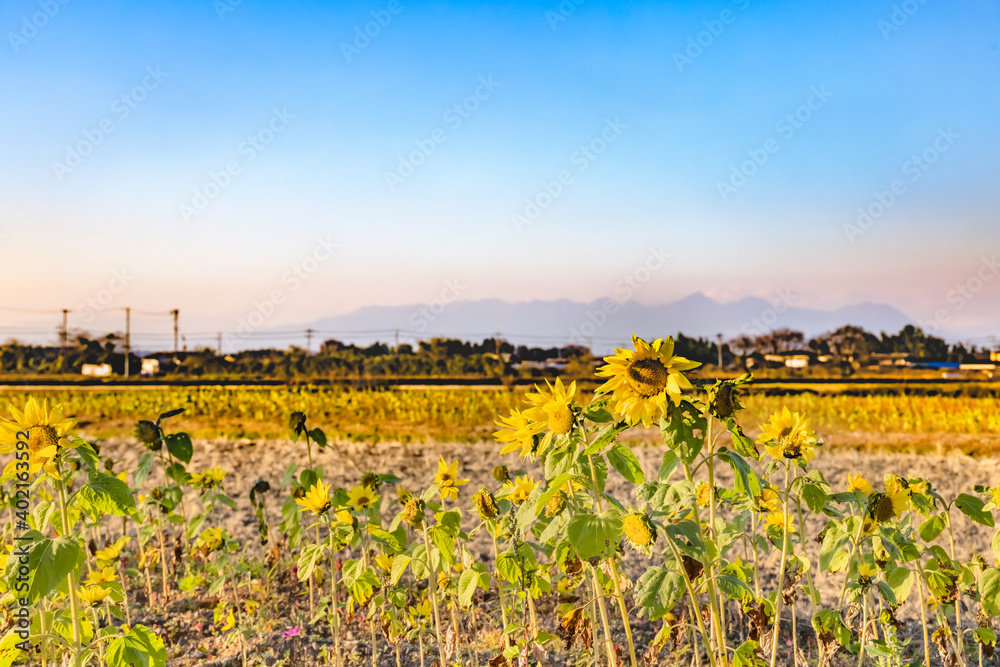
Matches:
[[95, 537, 129, 566], [753, 486, 782, 513], [191, 467, 227, 490], [505, 475, 538, 504], [296, 481, 332, 516], [78, 585, 111, 607], [433, 458, 469, 502], [596, 334, 700, 427], [523, 378, 578, 437], [0, 397, 78, 481], [756, 407, 817, 464], [347, 484, 380, 510], [86, 567, 118, 585], [847, 473, 873, 496], [493, 408, 546, 458], [621, 511, 656, 555]]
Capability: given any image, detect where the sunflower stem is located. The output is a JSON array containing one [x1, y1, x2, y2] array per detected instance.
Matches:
[[944, 509, 966, 666], [490, 529, 510, 628], [915, 565, 932, 667], [665, 538, 717, 667], [588, 563, 618, 667], [419, 523, 446, 664], [54, 470, 84, 666], [769, 462, 794, 667]]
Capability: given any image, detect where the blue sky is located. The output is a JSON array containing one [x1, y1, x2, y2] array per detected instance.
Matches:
[[1, 0, 998, 348]]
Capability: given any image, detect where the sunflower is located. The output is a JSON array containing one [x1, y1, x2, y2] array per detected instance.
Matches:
[[505, 475, 538, 504], [764, 511, 795, 533], [78, 585, 111, 607], [433, 458, 469, 502], [523, 378, 578, 437], [847, 473, 873, 496], [347, 484, 380, 510], [867, 490, 907, 526], [990, 485, 1000, 508], [695, 482, 712, 508], [596, 334, 701, 427], [0, 397, 78, 481], [296, 481, 332, 516], [86, 567, 118, 585], [493, 409, 546, 458], [473, 487, 500, 520], [197, 527, 226, 552], [621, 510, 656, 554], [191, 467, 227, 490], [375, 552, 395, 574], [857, 561, 877, 587], [752, 487, 782, 513], [95, 537, 129, 566], [756, 407, 817, 464]]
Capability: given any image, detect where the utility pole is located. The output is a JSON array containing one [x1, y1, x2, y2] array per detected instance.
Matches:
[[716, 333, 724, 370], [61, 309, 68, 350], [306, 328, 313, 354], [217, 332, 222, 356], [394, 328, 399, 351], [495, 331, 501, 355], [171, 309, 179, 353], [124, 307, 131, 379]]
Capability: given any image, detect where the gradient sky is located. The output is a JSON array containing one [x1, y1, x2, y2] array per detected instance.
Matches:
[[1, 0, 998, 349]]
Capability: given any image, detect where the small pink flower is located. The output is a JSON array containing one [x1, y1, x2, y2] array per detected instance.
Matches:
[[282, 626, 301, 638]]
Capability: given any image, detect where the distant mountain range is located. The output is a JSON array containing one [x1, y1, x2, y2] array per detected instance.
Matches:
[[263, 293, 917, 354]]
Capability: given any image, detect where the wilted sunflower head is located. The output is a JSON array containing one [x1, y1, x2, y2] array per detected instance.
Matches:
[[706, 376, 749, 420], [134, 420, 162, 448], [360, 472, 380, 490], [595, 334, 700, 427], [545, 491, 567, 518], [621, 511, 656, 554], [473, 487, 499, 520], [288, 411, 307, 437], [492, 465, 511, 484], [401, 497, 425, 528]]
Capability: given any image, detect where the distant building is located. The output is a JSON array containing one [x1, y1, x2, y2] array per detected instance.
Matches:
[[141, 359, 160, 376], [81, 363, 112, 377]]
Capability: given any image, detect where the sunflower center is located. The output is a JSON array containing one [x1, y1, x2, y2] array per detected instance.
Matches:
[[874, 495, 894, 523], [548, 405, 573, 435], [626, 358, 669, 398], [28, 425, 60, 457]]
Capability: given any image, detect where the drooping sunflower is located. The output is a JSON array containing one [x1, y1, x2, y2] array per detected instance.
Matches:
[[296, 481, 332, 516], [756, 407, 817, 464], [493, 408, 546, 458], [595, 334, 701, 427], [523, 378, 578, 437], [433, 458, 469, 502], [0, 397, 78, 481], [95, 537, 129, 566]]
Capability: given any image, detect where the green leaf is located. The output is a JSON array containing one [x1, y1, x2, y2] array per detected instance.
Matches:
[[78, 472, 136, 518], [567, 511, 622, 560], [919, 515, 946, 542], [297, 544, 324, 583], [875, 580, 897, 606], [496, 552, 522, 584], [582, 421, 629, 456], [993, 529, 1000, 564], [430, 526, 456, 566], [158, 408, 185, 422], [368, 526, 402, 553], [956, 494, 994, 527], [726, 419, 760, 461], [660, 400, 706, 465], [457, 569, 480, 607], [164, 432, 193, 464], [717, 449, 761, 498], [732, 640, 766, 666], [387, 554, 410, 586], [800, 483, 828, 513], [134, 452, 155, 488], [633, 566, 685, 620], [812, 609, 850, 647], [980, 567, 1000, 616], [819, 523, 850, 572], [106, 624, 166, 667], [974, 627, 998, 647], [717, 573, 753, 602], [583, 404, 614, 423], [308, 427, 327, 448], [4, 533, 82, 604], [606, 443, 645, 485], [534, 472, 575, 517], [884, 565, 914, 605], [658, 450, 679, 482]]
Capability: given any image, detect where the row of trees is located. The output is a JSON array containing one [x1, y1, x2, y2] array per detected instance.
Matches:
[[0, 325, 990, 378]]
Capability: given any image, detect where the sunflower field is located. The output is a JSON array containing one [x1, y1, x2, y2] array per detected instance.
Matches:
[[2, 334, 1000, 667]]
